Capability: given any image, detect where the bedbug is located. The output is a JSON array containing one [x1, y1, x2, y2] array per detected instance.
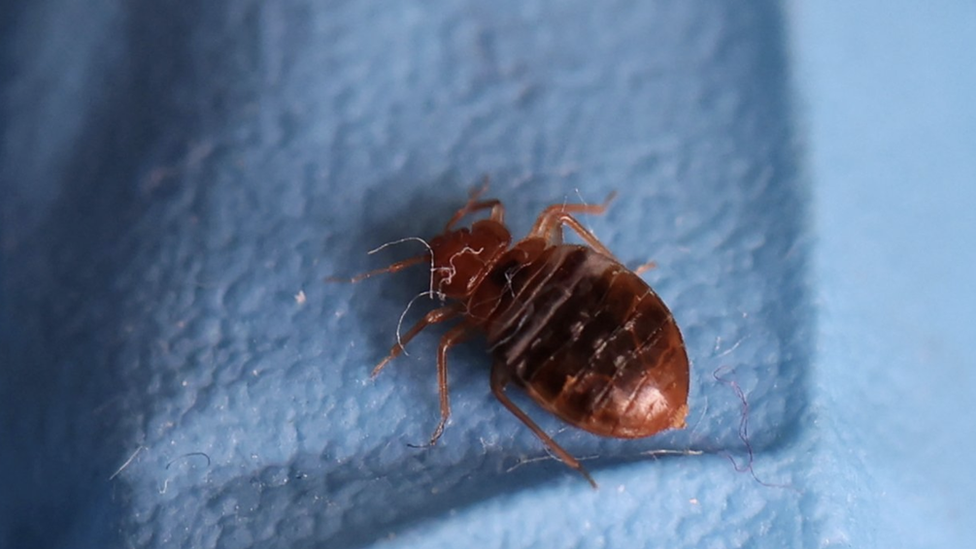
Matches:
[[340, 184, 689, 487]]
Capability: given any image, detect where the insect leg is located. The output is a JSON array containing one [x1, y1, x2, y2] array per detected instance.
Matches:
[[372, 305, 462, 377], [490, 364, 598, 488], [633, 260, 657, 276], [445, 199, 506, 230], [445, 176, 506, 229], [529, 192, 617, 257], [429, 323, 475, 445]]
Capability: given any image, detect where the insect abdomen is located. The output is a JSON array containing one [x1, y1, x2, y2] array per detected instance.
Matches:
[[484, 245, 689, 439]]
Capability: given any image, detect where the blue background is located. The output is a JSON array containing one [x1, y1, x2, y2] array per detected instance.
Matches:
[[1, 1, 973, 548]]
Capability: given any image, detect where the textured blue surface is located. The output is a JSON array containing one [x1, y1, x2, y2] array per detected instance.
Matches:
[[0, 1, 973, 548], [792, 2, 976, 548]]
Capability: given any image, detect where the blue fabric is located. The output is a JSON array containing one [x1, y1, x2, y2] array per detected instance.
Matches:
[[1, 1, 972, 548], [793, 2, 976, 548]]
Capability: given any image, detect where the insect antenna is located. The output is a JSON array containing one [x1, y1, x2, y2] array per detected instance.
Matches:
[[327, 236, 437, 294]]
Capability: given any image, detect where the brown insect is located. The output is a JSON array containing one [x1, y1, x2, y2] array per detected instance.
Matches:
[[341, 184, 689, 487]]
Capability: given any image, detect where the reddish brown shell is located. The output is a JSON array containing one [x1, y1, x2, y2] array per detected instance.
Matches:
[[345, 188, 689, 486], [475, 243, 689, 438]]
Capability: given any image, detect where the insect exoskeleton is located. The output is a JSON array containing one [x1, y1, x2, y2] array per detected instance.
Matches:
[[339, 183, 689, 487]]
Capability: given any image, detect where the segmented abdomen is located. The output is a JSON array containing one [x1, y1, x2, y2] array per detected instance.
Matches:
[[483, 245, 689, 438]]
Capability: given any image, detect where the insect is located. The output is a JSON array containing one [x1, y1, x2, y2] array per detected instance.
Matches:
[[341, 183, 689, 487]]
